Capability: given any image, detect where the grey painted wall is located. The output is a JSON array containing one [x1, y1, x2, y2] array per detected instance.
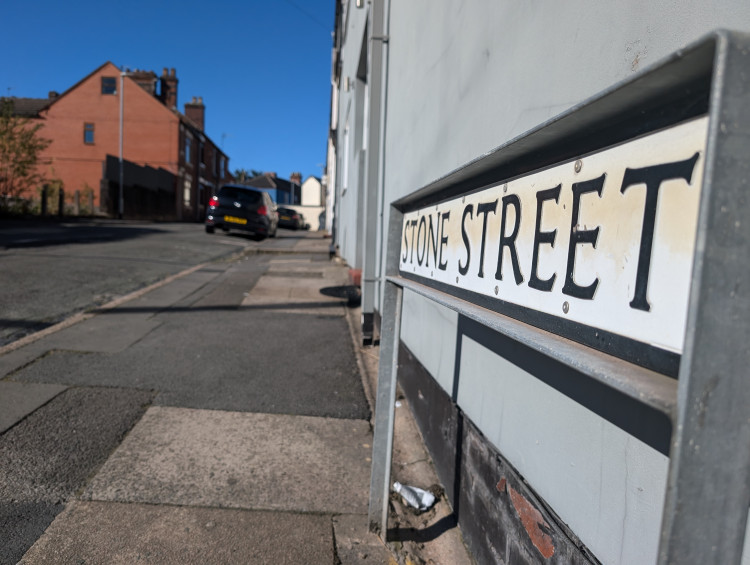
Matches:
[[331, 1, 750, 563]]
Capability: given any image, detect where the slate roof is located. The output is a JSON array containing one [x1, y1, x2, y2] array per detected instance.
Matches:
[[1, 97, 51, 117], [245, 173, 297, 192]]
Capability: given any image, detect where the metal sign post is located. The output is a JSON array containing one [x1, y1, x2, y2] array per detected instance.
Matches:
[[367, 30, 750, 563]]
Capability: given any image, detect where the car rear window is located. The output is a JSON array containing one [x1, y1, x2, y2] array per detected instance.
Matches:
[[218, 186, 263, 205]]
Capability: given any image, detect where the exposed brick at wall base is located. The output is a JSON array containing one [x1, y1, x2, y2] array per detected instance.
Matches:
[[398, 343, 600, 565]]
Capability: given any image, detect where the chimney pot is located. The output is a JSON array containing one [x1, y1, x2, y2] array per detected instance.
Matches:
[[170, 68, 176, 77]]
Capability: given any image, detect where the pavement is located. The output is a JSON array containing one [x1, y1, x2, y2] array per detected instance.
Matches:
[[0, 230, 473, 565]]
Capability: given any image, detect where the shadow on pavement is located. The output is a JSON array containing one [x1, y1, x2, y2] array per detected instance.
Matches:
[[387, 514, 459, 543], [0, 223, 168, 249], [319, 285, 361, 307]]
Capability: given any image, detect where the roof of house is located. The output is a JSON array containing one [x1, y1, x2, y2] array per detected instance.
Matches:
[[2, 97, 52, 117], [245, 173, 297, 192]]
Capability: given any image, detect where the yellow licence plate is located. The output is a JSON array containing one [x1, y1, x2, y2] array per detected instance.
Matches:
[[224, 215, 247, 225]]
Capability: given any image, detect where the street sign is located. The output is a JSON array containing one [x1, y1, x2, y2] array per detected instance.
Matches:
[[399, 117, 708, 359]]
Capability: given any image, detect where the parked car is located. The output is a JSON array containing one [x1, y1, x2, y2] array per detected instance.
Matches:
[[205, 185, 278, 239], [277, 206, 303, 230], [298, 212, 310, 230]]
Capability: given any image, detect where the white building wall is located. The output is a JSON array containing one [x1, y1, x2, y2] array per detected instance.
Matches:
[[334, 3, 370, 269], [332, 1, 750, 563], [301, 177, 322, 206]]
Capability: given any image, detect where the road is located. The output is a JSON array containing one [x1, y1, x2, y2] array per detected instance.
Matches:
[[0, 220, 371, 563], [0, 220, 304, 347]]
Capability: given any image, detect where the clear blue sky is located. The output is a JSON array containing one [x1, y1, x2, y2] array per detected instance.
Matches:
[[2, 0, 335, 181]]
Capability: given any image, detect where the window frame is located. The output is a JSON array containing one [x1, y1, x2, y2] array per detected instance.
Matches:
[[101, 77, 117, 95], [185, 136, 192, 163], [83, 122, 95, 145]]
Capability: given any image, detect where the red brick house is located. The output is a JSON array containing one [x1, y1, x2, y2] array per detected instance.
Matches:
[[26, 61, 230, 220]]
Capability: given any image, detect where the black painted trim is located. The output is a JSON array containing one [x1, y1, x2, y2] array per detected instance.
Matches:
[[453, 315, 672, 456], [399, 271, 680, 378]]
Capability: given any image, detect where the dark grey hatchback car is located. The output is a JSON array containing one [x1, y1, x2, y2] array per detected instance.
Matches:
[[205, 185, 278, 240]]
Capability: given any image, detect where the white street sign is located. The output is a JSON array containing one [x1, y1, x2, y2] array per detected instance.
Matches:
[[399, 117, 708, 355]]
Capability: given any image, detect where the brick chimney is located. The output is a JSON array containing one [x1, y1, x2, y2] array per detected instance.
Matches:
[[290, 172, 302, 185], [184, 96, 205, 131], [159, 68, 178, 109], [131, 69, 158, 96]]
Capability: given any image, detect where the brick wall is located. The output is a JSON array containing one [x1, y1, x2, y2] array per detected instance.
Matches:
[[37, 62, 180, 211]]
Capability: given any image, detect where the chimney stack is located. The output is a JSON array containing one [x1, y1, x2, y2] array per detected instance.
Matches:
[[184, 96, 205, 131], [130, 70, 158, 96], [159, 67, 178, 109], [290, 172, 302, 185]]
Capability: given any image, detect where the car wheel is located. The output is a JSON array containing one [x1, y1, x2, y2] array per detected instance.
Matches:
[[205, 225, 215, 234]]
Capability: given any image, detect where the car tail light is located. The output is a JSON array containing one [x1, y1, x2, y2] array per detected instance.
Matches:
[[257, 205, 268, 216], [209, 195, 219, 206]]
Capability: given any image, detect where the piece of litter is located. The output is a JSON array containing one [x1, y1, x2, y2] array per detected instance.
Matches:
[[393, 481, 436, 512], [395, 400, 402, 408]]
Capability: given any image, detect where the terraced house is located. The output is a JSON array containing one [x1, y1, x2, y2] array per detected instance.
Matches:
[[10, 62, 230, 220]]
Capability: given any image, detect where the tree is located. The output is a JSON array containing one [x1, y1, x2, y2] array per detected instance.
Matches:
[[232, 168, 264, 184], [233, 168, 251, 183], [0, 98, 51, 211]]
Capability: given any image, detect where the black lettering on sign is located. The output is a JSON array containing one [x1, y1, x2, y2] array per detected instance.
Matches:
[[458, 204, 474, 276], [402, 224, 409, 263], [529, 185, 561, 292], [438, 211, 450, 271], [495, 194, 524, 285], [477, 200, 498, 278], [426, 214, 439, 268], [408, 219, 418, 264], [417, 215, 427, 265], [562, 174, 605, 300], [620, 153, 699, 312]]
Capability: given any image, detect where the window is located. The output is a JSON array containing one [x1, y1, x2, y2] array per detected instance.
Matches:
[[83, 123, 95, 144], [185, 137, 192, 163], [183, 179, 192, 206], [101, 77, 117, 95]]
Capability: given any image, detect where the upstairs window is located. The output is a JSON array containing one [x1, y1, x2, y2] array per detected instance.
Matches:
[[83, 123, 95, 144], [185, 137, 192, 163], [101, 77, 117, 95]]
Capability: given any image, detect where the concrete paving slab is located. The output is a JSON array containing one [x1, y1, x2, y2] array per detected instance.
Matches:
[[84, 406, 372, 514], [0, 381, 66, 433], [20, 500, 335, 565], [0, 342, 51, 379], [242, 275, 348, 316], [333, 514, 397, 565], [43, 313, 161, 353]]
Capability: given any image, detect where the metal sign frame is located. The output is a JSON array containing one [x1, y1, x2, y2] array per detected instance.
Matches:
[[368, 30, 750, 565]]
